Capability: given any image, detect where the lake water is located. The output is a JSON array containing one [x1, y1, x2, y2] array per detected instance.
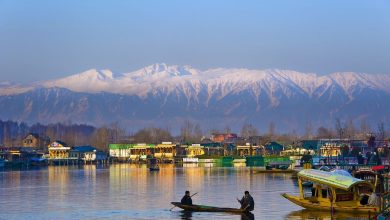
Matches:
[[0, 164, 369, 220]]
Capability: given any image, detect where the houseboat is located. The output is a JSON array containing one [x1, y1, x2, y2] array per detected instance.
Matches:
[[183, 144, 205, 163], [154, 142, 176, 163], [130, 143, 154, 163], [282, 169, 380, 214]]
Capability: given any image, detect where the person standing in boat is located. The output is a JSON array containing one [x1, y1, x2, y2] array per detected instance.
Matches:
[[181, 191, 193, 205], [368, 188, 379, 207], [237, 191, 254, 211]]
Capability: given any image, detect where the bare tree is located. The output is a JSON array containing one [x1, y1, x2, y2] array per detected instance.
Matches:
[[240, 123, 258, 139], [180, 120, 202, 143], [377, 122, 386, 140], [268, 122, 275, 137], [359, 119, 371, 139], [304, 121, 313, 139], [335, 118, 345, 139], [316, 127, 333, 139], [344, 119, 356, 139]]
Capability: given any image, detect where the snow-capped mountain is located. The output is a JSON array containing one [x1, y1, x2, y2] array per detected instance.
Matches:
[[1, 63, 389, 132]]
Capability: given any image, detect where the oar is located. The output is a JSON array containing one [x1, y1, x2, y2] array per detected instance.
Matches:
[[237, 197, 250, 211], [170, 192, 198, 211]]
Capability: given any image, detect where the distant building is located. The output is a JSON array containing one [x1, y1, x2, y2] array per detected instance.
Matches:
[[185, 144, 205, 157], [22, 133, 40, 147], [22, 133, 50, 151], [48, 141, 70, 159], [130, 143, 154, 162], [203, 142, 224, 156], [70, 146, 107, 162], [109, 144, 133, 161], [236, 143, 262, 156], [264, 142, 284, 155], [154, 142, 176, 163], [320, 143, 341, 157], [211, 133, 238, 143]]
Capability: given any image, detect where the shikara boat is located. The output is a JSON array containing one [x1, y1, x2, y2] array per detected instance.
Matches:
[[282, 169, 380, 214], [170, 202, 250, 213]]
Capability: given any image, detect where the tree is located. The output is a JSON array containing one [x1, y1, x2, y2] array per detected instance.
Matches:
[[335, 118, 345, 139], [304, 121, 313, 139], [240, 123, 258, 139], [180, 120, 202, 143], [268, 122, 275, 137], [344, 119, 356, 139], [377, 122, 386, 140], [359, 119, 370, 138], [316, 127, 332, 139]]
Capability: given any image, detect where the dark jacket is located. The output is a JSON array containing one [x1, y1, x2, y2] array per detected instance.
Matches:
[[239, 194, 254, 211], [181, 195, 192, 205]]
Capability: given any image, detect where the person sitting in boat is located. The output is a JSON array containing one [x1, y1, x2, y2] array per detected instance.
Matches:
[[237, 191, 254, 211], [368, 188, 379, 207], [181, 191, 193, 205]]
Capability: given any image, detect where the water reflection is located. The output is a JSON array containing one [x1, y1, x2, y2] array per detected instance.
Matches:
[[0, 164, 367, 219], [285, 209, 370, 220], [180, 211, 192, 220], [241, 212, 255, 220]]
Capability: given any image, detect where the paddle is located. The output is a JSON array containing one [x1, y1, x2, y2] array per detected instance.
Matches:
[[237, 197, 250, 211], [170, 192, 198, 211]]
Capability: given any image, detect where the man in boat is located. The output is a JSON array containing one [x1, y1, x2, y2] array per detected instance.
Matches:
[[367, 188, 379, 207], [181, 191, 193, 205], [237, 191, 254, 211]]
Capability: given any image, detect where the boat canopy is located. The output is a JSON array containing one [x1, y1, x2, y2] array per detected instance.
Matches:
[[298, 169, 371, 191]]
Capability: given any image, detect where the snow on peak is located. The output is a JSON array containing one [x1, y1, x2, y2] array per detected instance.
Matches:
[[41, 69, 117, 93], [1, 65, 390, 99], [125, 63, 197, 79]]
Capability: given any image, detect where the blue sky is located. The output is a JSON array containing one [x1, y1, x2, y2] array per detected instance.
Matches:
[[0, 0, 389, 83]]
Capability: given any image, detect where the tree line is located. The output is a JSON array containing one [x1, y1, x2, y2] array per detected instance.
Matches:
[[0, 118, 388, 152]]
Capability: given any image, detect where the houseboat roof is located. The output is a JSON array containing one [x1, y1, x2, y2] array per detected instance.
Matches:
[[298, 169, 370, 191], [72, 146, 96, 152], [109, 144, 134, 149]]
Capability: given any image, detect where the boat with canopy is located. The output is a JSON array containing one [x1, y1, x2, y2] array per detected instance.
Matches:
[[282, 169, 380, 213]]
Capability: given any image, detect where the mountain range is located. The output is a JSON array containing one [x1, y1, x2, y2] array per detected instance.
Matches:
[[1, 63, 389, 133]]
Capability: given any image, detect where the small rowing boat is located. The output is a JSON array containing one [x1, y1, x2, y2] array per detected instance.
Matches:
[[170, 202, 250, 213]]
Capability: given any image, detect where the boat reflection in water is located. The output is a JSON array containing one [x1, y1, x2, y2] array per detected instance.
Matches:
[[241, 212, 255, 220], [179, 211, 192, 220], [178, 211, 254, 220], [285, 209, 370, 220]]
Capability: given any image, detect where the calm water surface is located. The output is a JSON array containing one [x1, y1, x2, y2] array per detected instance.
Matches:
[[0, 164, 369, 220]]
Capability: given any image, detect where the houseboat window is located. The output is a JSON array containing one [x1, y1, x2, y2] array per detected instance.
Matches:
[[302, 186, 314, 198], [311, 187, 316, 197], [322, 189, 327, 198], [335, 188, 354, 202]]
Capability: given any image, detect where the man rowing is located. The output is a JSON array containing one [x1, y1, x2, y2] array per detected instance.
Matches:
[[237, 191, 254, 211], [181, 190, 193, 205]]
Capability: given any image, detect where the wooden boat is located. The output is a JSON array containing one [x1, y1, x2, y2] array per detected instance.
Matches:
[[282, 169, 380, 214], [170, 202, 250, 213]]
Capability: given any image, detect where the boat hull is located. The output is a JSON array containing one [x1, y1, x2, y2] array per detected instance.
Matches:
[[171, 202, 249, 213], [281, 193, 379, 214]]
